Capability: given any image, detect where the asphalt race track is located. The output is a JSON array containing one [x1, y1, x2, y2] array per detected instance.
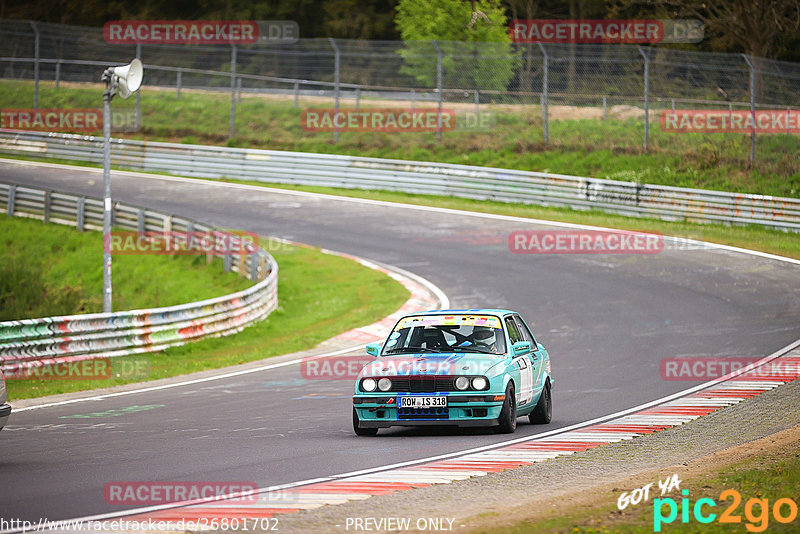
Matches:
[[1, 159, 798, 522]]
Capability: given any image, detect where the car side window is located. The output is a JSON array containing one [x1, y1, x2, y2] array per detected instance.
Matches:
[[513, 315, 538, 351], [504, 317, 521, 346]]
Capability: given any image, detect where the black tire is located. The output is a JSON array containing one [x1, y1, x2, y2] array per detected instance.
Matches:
[[495, 383, 517, 433], [529, 379, 552, 424], [353, 407, 378, 436]]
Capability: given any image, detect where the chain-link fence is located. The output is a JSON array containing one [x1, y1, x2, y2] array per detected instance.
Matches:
[[2, 19, 799, 161]]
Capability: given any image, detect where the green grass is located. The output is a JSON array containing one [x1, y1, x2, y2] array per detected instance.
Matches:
[[0, 214, 252, 320], [481, 439, 800, 533], [6, 235, 410, 400], [1, 80, 798, 198]]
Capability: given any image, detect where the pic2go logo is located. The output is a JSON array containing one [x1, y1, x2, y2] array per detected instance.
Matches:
[[654, 489, 798, 532]]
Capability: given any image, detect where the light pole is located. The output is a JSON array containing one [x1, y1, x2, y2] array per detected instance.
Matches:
[[101, 58, 143, 312]]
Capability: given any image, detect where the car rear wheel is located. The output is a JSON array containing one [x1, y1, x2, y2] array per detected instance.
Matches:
[[529, 379, 552, 424], [495, 383, 517, 433], [353, 407, 378, 436]]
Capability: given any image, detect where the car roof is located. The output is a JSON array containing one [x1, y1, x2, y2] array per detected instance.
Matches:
[[402, 308, 517, 317]]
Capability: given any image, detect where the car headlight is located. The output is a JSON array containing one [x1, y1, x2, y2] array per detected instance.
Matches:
[[455, 376, 470, 390], [378, 378, 392, 391], [362, 378, 377, 392], [471, 376, 488, 390]]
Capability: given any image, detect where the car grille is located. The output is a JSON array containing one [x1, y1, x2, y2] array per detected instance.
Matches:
[[398, 407, 449, 420], [388, 376, 457, 392]]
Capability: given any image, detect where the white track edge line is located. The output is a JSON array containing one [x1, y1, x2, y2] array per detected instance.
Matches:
[[3, 158, 799, 266]]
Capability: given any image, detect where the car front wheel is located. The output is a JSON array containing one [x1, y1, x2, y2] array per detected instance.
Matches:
[[529, 379, 552, 424], [495, 383, 517, 433], [353, 407, 378, 436]]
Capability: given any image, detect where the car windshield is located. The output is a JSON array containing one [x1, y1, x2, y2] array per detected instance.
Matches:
[[383, 314, 506, 355]]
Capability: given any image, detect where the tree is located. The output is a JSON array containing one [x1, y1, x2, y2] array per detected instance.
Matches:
[[651, 0, 800, 99], [650, 0, 800, 60], [395, 0, 518, 91]]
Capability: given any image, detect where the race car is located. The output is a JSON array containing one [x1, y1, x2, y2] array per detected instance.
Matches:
[[353, 309, 552, 436]]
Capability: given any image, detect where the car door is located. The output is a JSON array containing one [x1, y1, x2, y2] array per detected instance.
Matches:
[[513, 315, 546, 398], [505, 316, 534, 407]]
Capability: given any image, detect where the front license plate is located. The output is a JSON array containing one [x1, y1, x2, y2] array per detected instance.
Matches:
[[399, 396, 447, 408]]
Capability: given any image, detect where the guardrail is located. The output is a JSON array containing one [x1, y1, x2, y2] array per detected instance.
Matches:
[[1, 130, 798, 232], [0, 180, 278, 374]]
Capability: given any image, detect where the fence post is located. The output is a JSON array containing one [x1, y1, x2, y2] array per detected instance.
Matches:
[[7, 184, 16, 216], [329, 38, 340, 143], [411, 89, 415, 112], [741, 54, 756, 166], [355, 87, 360, 111], [30, 21, 40, 109], [176, 70, 182, 99], [537, 43, 549, 144], [293, 82, 299, 108], [474, 89, 479, 114], [229, 44, 237, 140], [55, 60, 61, 89], [137, 208, 146, 233], [76, 197, 85, 231], [433, 40, 443, 143], [250, 253, 259, 281], [237, 77, 242, 103], [135, 43, 142, 131], [43, 190, 51, 223], [638, 46, 650, 152], [603, 96, 607, 120]]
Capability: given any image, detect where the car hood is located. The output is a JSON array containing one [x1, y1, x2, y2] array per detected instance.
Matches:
[[359, 353, 505, 378]]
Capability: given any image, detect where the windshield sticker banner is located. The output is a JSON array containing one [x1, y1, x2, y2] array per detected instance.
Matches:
[[395, 315, 501, 330]]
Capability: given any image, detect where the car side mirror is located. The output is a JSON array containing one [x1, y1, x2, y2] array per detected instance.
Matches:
[[512, 341, 531, 356], [365, 342, 382, 357]]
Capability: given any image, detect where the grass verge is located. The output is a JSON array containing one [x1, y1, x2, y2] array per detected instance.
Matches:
[[478, 427, 800, 533], [1, 80, 798, 197], [6, 235, 410, 400], [0, 214, 252, 320]]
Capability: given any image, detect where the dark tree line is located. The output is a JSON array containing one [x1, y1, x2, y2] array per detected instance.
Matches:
[[1, 0, 798, 61]]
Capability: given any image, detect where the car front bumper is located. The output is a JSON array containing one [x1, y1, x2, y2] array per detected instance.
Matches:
[[353, 394, 504, 428], [0, 404, 11, 431]]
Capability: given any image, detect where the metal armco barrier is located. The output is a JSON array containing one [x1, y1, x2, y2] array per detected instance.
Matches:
[[1, 131, 798, 231], [0, 180, 278, 373]]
